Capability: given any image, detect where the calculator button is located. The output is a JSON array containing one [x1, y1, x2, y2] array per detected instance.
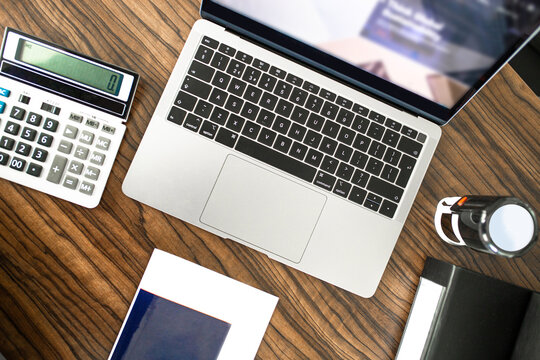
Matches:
[[74, 145, 89, 160], [83, 166, 100, 181], [68, 160, 84, 175], [9, 157, 26, 171], [0, 136, 15, 150], [37, 133, 54, 147], [63, 125, 78, 139], [26, 112, 43, 126], [5, 121, 20, 135], [79, 130, 94, 145], [19, 95, 30, 104], [10, 106, 26, 120], [63, 175, 79, 189], [43, 118, 59, 132], [85, 119, 99, 129], [0, 101, 5, 114], [0, 87, 10, 97], [79, 181, 95, 196], [46, 155, 68, 184], [26, 163, 43, 177], [0, 151, 9, 165], [58, 140, 73, 154], [21, 127, 37, 141], [102, 124, 116, 135], [69, 113, 83, 123], [31, 148, 48, 162], [95, 137, 110, 150], [15, 142, 32, 157], [89, 151, 105, 165]]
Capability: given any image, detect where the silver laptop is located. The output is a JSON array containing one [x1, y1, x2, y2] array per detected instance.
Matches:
[[123, 1, 540, 297]]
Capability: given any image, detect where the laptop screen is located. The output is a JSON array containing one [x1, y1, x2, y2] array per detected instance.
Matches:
[[204, 0, 540, 122]]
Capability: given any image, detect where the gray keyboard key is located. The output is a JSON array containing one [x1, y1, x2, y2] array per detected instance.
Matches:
[[58, 140, 73, 154], [69, 113, 83, 122], [96, 136, 110, 150], [68, 160, 84, 175], [63, 175, 79, 189], [83, 166, 100, 181], [74, 145, 89, 160], [46, 155, 68, 184], [63, 125, 78, 139], [79, 181, 95, 195], [80, 130, 94, 145], [89, 151, 105, 165]]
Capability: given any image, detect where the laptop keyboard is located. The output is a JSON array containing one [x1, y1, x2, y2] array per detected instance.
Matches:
[[166, 36, 426, 219]]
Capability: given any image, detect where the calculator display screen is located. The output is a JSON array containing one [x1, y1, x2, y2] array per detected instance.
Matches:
[[15, 39, 124, 96]]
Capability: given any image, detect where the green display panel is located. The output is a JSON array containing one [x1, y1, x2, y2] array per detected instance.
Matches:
[[15, 39, 123, 96]]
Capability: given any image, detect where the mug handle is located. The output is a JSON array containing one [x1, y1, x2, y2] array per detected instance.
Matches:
[[434, 197, 467, 246]]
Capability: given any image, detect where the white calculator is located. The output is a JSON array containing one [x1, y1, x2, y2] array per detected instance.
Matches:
[[0, 28, 138, 208]]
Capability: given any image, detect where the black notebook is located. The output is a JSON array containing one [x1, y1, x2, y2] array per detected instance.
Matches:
[[396, 257, 539, 360]]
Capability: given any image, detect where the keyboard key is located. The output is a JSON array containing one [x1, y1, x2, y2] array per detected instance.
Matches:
[[183, 113, 203, 132], [314, 170, 336, 190], [368, 141, 387, 159], [236, 136, 316, 183], [240, 102, 259, 120], [63, 125, 78, 139], [69, 113, 83, 123], [74, 145, 89, 160], [367, 176, 403, 203], [320, 101, 338, 120], [68, 160, 84, 175], [31, 148, 48, 162], [306, 113, 324, 131], [337, 127, 355, 145], [352, 133, 370, 152], [365, 157, 383, 176], [199, 120, 219, 139], [259, 92, 278, 111], [379, 200, 398, 218], [258, 73, 277, 92], [227, 77, 247, 96], [26, 163, 43, 177], [0, 151, 9, 165], [226, 114, 245, 132], [368, 111, 385, 124], [364, 193, 382, 211], [381, 164, 399, 183], [302, 129, 322, 149], [288, 123, 307, 141], [382, 129, 400, 147], [10, 106, 26, 120], [15, 142, 32, 156], [285, 73, 303, 86], [302, 81, 320, 94], [37, 133, 53, 147], [226, 59, 246, 77], [195, 45, 214, 64], [385, 118, 401, 132], [350, 151, 368, 169], [90, 151, 105, 166], [43, 118, 59, 132], [202, 36, 219, 49], [273, 135, 292, 153], [58, 140, 73, 154], [352, 103, 369, 117], [194, 100, 214, 119], [63, 175, 79, 189], [218, 43, 235, 56], [242, 121, 261, 140], [253, 59, 270, 71], [384, 149, 401, 166], [319, 89, 336, 102], [289, 141, 308, 160], [351, 169, 370, 187], [417, 133, 427, 143], [275, 99, 294, 118], [224, 95, 244, 113], [80, 181, 95, 195], [305, 148, 324, 167], [401, 125, 418, 139], [256, 109, 275, 127], [290, 106, 309, 125], [289, 87, 308, 106], [47, 155, 67, 183], [1, 136, 15, 150], [0, 101, 5, 114], [336, 162, 354, 181], [210, 107, 229, 125], [397, 136, 423, 157], [208, 88, 228, 107], [272, 116, 291, 135], [215, 127, 239, 147], [273, 80, 292, 99], [243, 85, 262, 104], [349, 186, 367, 205], [26, 112, 43, 126], [320, 155, 339, 174], [319, 137, 338, 155], [367, 122, 385, 140], [9, 157, 26, 171], [21, 127, 37, 141], [352, 115, 370, 134], [335, 108, 354, 127], [0, 87, 10, 97], [235, 51, 253, 64], [210, 52, 230, 71], [269, 66, 286, 79], [322, 120, 340, 138], [258, 127, 277, 146], [335, 143, 353, 162], [242, 67, 262, 85], [333, 179, 351, 198], [181, 76, 212, 99], [187, 60, 215, 82], [212, 71, 232, 90], [5, 121, 20, 135], [305, 94, 324, 113], [396, 154, 416, 188]]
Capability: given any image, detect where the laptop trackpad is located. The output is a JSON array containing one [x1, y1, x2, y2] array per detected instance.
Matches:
[[201, 155, 326, 263]]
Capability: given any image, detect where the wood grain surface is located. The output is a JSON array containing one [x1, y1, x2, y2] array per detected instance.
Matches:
[[0, 1, 539, 359]]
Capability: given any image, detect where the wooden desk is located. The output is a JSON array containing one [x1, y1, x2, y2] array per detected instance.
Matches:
[[1, 1, 538, 359]]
